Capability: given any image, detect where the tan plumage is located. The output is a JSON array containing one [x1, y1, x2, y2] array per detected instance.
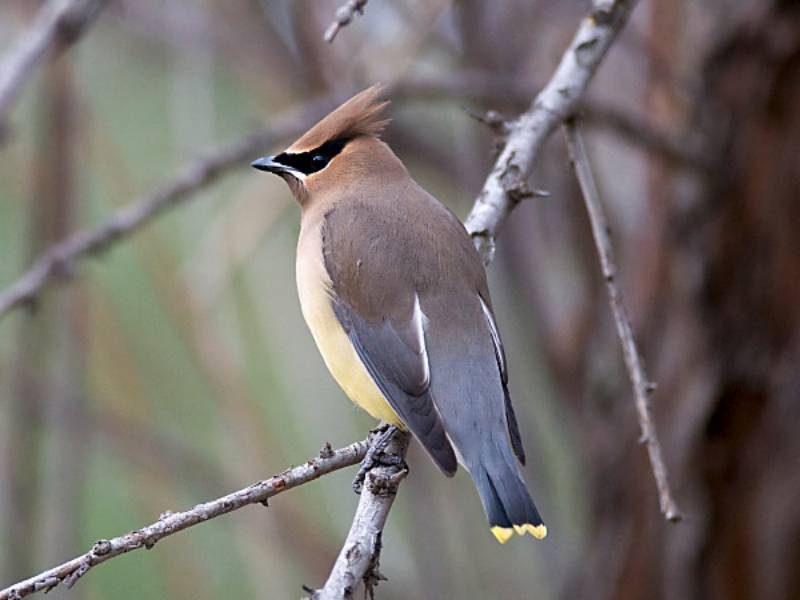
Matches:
[[251, 84, 546, 543], [287, 85, 390, 153]]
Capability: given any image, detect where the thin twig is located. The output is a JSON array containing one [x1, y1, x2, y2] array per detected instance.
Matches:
[[0, 0, 107, 138], [0, 439, 370, 600], [324, 0, 368, 43], [310, 430, 410, 599], [562, 118, 682, 522], [0, 96, 335, 320], [463, 0, 641, 262]]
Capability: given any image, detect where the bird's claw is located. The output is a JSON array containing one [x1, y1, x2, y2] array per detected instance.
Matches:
[[352, 425, 400, 494]]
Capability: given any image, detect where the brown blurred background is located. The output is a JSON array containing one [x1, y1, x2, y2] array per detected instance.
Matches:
[[1, 0, 799, 598]]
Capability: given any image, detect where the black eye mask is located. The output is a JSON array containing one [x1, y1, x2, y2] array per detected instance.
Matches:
[[273, 139, 349, 175]]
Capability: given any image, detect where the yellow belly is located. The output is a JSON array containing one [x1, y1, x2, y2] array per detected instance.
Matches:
[[296, 219, 402, 426]]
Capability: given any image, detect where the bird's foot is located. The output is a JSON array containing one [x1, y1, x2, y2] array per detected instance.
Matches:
[[352, 425, 402, 494]]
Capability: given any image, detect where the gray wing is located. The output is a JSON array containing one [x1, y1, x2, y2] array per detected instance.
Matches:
[[480, 294, 526, 464], [330, 294, 457, 475], [321, 184, 523, 474], [322, 205, 457, 475]]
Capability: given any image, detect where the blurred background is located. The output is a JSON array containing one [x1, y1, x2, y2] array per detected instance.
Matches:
[[1, 0, 799, 598]]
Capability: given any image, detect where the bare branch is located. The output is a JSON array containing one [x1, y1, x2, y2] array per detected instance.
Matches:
[[0, 96, 335, 320], [0, 0, 107, 138], [562, 119, 682, 522], [0, 439, 370, 600], [324, 0, 368, 43], [311, 430, 410, 599], [463, 0, 640, 262]]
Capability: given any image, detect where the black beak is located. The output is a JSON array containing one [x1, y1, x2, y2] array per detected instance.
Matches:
[[250, 155, 287, 173]]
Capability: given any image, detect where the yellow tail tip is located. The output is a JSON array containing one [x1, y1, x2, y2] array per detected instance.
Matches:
[[491, 524, 548, 543]]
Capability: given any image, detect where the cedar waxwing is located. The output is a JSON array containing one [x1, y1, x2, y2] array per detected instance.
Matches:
[[251, 85, 546, 543]]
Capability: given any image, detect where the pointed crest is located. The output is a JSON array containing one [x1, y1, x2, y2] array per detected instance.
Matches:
[[286, 84, 390, 153]]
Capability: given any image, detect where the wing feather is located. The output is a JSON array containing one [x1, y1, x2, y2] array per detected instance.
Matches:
[[331, 293, 457, 474], [479, 295, 526, 464]]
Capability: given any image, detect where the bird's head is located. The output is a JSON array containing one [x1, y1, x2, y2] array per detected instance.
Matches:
[[251, 84, 398, 206]]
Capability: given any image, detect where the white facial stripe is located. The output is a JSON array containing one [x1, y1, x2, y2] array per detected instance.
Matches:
[[287, 169, 307, 182]]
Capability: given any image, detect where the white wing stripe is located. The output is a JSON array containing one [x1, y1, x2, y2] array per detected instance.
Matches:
[[412, 293, 431, 387], [479, 296, 506, 375]]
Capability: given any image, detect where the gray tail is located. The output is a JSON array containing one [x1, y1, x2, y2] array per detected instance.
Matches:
[[468, 440, 546, 543]]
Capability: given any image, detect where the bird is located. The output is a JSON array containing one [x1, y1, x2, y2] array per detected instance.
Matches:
[[251, 84, 546, 543]]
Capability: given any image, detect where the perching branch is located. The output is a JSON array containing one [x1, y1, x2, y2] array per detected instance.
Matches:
[[0, 439, 370, 600], [310, 430, 411, 599], [0, 0, 107, 139], [562, 119, 682, 522], [463, 0, 640, 263], [324, 0, 368, 43]]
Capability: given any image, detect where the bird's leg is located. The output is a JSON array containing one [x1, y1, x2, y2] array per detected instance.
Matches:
[[352, 424, 403, 494]]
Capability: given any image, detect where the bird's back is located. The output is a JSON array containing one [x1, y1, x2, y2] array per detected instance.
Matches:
[[316, 174, 518, 462]]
